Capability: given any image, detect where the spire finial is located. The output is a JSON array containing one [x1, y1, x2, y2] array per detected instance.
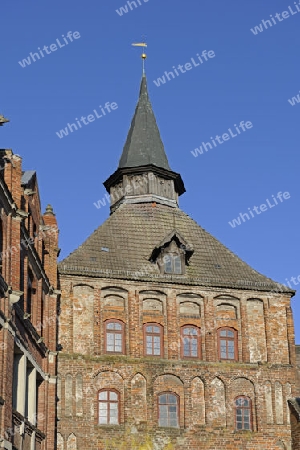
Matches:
[[0, 115, 9, 126], [132, 41, 147, 75]]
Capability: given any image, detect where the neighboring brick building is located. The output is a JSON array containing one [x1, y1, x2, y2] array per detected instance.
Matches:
[[0, 143, 59, 449], [57, 75, 299, 449]]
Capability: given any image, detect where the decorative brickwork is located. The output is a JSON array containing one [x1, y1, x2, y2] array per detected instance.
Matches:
[[57, 279, 298, 449], [0, 149, 59, 450]]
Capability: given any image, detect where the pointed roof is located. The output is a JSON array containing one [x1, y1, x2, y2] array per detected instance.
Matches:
[[118, 75, 171, 171]]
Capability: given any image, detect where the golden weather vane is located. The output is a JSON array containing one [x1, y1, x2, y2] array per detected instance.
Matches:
[[0, 115, 9, 126], [131, 40, 147, 74]]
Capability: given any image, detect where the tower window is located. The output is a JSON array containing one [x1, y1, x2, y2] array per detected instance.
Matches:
[[104, 320, 125, 354], [218, 327, 237, 361], [98, 390, 120, 425], [235, 396, 252, 430], [158, 393, 179, 428], [144, 323, 163, 357], [181, 325, 201, 359]]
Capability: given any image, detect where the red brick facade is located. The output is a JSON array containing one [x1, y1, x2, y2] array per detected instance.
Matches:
[[56, 74, 299, 449], [57, 278, 298, 449], [0, 149, 59, 450]]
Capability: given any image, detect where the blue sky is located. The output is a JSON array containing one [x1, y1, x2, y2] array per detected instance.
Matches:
[[1, 0, 299, 341]]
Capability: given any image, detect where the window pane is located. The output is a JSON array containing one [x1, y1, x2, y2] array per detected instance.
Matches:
[[160, 405, 168, 417], [168, 395, 177, 404], [183, 343, 190, 356], [244, 411, 250, 420], [109, 392, 118, 400], [99, 391, 108, 400], [99, 416, 107, 424], [110, 405, 118, 414], [170, 418, 178, 427], [110, 416, 118, 425], [146, 326, 153, 332], [220, 340, 227, 358], [174, 256, 182, 274], [227, 330, 234, 337], [159, 395, 167, 404], [159, 417, 168, 427], [164, 257, 172, 273], [191, 343, 198, 357], [153, 326, 160, 333], [107, 322, 122, 330], [220, 330, 227, 337], [228, 341, 235, 359]]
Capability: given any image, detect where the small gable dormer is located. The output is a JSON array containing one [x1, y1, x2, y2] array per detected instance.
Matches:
[[150, 231, 193, 275]]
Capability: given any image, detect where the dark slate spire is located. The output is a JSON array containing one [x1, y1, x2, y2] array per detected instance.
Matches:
[[118, 74, 171, 170]]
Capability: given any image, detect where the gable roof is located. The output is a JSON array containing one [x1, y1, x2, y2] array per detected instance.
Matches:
[[59, 202, 294, 294]]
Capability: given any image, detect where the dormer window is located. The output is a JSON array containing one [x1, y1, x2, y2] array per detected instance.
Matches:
[[149, 231, 194, 277], [161, 241, 184, 275]]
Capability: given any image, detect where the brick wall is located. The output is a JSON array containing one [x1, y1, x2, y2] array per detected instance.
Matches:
[[57, 277, 298, 449], [0, 149, 59, 450]]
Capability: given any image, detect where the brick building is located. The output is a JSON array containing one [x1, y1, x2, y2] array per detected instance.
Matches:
[[0, 142, 59, 449], [57, 75, 299, 449]]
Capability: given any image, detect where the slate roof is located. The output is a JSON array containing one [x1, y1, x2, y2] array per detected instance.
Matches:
[[21, 170, 36, 185], [118, 75, 171, 171], [59, 202, 293, 294]]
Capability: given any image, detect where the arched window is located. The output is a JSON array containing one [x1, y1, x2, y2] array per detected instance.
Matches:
[[218, 327, 237, 361], [181, 325, 201, 359], [98, 390, 120, 425], [158, 393, 179, 428], [104, 320, 125, 354], [235, 396, 252, 430], [144, 323, 163, 357]]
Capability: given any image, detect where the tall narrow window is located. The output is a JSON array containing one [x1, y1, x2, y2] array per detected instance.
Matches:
[[235, 396, 252, 430], [98, 390, 119, 425], [27, 273, 33, 316], [144, 323, 163, 357], [105, 320, 124, 354], [218, 327, 237, 361], [181, 325, 201, 359], [158, 393, 179, 428]]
